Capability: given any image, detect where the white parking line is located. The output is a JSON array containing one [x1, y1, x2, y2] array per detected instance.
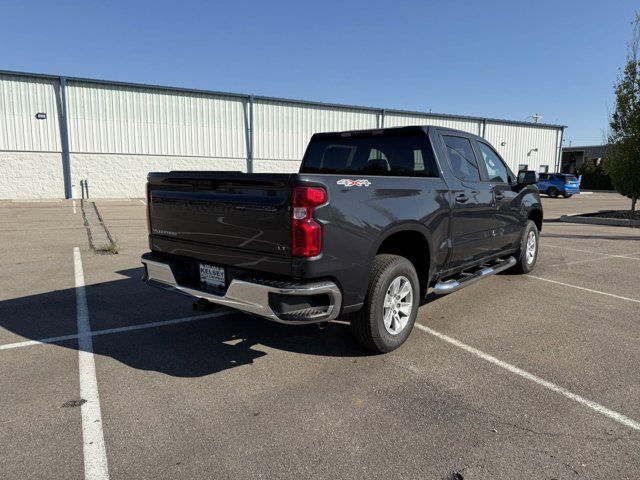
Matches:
[[414, 323, 640, 432], [543, 244, 640, 261], [139, 199, 146, 205], [73, 200, 77, 214], [0, 311, 232, 351], [74, 247, 109, 480], [527, 275, 640, 304]]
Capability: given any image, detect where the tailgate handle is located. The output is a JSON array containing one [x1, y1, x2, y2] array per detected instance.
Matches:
[[494, 192, 504, 200]]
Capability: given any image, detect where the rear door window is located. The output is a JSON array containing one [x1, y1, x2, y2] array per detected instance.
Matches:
[[442, 135, 481, 182], [322, 145, 357, 168], [301, 132, 438, 177]]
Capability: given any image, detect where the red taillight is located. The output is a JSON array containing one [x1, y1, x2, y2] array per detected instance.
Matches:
[[292, 186, 326, 257], [293, 186, 326, 206]]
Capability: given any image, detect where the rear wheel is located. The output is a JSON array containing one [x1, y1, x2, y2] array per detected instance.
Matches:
[[547, 187, 559, 198], [512, 220, 539, 274], [350, 254, 419, 353], [562, 193, 572, 198]]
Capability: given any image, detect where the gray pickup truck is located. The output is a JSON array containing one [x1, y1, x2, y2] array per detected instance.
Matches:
[[142, 126, 542, 352]]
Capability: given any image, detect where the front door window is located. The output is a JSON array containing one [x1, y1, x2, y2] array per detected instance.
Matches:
[[476, 142, 510, 183]]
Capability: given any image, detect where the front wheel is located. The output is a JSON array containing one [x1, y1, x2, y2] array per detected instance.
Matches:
[[562, 193, 572, 198], [350, 254, 419, 353], [512, 220, 539, 274]]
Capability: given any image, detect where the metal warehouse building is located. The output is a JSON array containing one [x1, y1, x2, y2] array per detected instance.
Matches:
[[0, 71, 565, 199]]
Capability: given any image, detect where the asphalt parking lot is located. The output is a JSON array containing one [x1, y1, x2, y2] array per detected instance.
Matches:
[[1, 193, 639, 479]]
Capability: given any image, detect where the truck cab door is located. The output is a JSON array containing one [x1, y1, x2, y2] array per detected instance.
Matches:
[[438, 133, 497, 270], [474, 140, 522, 252]]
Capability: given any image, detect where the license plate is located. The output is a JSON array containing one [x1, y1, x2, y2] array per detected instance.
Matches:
[[199, 263, 225, 289]]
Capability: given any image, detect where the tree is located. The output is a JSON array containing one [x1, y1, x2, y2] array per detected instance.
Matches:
[[577, 159, 613, 191], [605, 13, 640, 210]]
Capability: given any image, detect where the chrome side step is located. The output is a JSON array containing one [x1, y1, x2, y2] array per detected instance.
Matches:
[[433, 256, 516, 295]]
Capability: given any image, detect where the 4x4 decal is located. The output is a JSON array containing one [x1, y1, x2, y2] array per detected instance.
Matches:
[[337, 179, 371, 187]]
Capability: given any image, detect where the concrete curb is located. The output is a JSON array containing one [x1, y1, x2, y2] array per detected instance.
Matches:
[[580, 190, 617, 193], [9, 198, 64, 203], [560, 214, 640, 227]]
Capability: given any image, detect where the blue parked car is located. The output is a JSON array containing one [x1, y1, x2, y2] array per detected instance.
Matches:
[[537, 173, 581, 198]]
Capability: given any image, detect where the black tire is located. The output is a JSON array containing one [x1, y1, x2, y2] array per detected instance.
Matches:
[[350, 254, 420, 353], [512, 220, 539, 274], [547, 187, 559, 198], [562, 193, 572, 198]]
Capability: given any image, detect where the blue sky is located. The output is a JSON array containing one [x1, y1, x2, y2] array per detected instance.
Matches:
[[1, 0, 635, 146]]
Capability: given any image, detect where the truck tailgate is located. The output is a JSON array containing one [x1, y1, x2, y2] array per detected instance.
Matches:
[[148, 172, 292, 259]]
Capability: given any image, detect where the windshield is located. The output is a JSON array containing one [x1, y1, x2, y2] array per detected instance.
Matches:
[[300, 132, 439, 177]]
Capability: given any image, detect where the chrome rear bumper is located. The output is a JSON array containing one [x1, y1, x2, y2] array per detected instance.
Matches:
[[141, 256, 342, 324]]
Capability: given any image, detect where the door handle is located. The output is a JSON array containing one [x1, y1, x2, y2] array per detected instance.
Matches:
[[455, 194, 469, 203], [495, 192, 504, 200]]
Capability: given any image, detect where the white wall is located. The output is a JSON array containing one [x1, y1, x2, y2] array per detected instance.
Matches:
[[0, 151, 65, 199], [64, 82, 250, 198], [66, 82, 248, 158], [70, 153, 247, 198], [485, 122, 559, 174], [385, 112, 483, 136], [0, 72, 565, 198], [0, 74, 65, 199], [0, 74, 62, 152], [253, 159, 301, 173], [253, 99, 380, 162]]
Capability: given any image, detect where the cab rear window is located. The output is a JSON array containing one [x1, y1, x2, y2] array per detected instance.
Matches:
[[300, 132, 439, 177]]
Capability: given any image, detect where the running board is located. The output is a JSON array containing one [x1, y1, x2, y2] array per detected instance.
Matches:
[[433, 256, 516, 295]]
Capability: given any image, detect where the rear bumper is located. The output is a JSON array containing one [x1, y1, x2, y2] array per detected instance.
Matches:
[[141, 255, 342, 324]]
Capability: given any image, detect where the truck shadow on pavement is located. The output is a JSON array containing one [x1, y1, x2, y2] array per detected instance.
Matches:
[[0, 267, 373, 377]]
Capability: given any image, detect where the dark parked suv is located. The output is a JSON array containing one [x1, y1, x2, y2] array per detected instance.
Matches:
[[141, 126, 542, 352]]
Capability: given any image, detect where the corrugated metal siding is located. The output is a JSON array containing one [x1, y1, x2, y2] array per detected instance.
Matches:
[[254, 100, 379, 160], [0, 71, 566, 200], [484, 122, 559, 173], [66, 81, 247, 158], [385, 112, 483, 136], [0, 74, 61, 152]]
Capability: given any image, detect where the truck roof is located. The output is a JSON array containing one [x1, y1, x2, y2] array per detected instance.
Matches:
[[310, 125, 485, 142]]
